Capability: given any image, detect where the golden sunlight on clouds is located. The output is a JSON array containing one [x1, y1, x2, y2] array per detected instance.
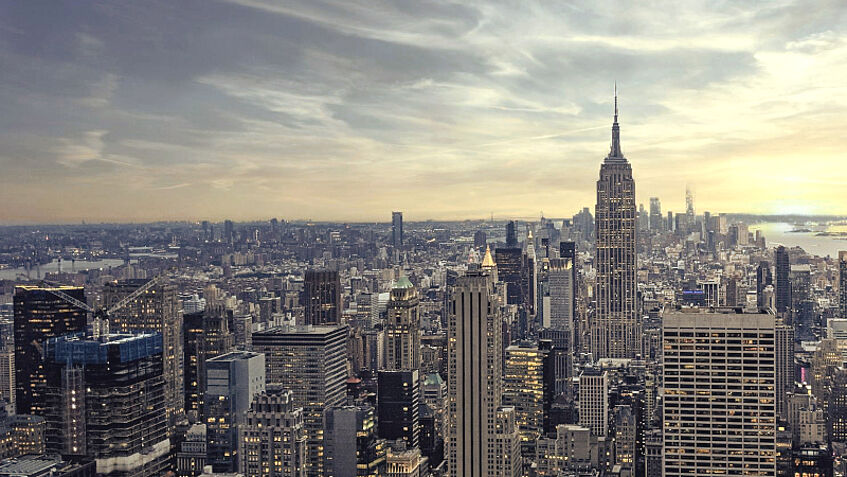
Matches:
[[1, 1, 846, 223]]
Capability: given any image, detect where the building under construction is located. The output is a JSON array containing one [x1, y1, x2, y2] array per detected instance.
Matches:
[[42, 332, 169, 477]]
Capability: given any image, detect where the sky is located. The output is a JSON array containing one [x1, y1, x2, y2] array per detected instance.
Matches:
[[1, 0, 846, 224]]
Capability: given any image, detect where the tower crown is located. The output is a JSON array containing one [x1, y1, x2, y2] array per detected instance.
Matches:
[[606, 83, 626, 162]]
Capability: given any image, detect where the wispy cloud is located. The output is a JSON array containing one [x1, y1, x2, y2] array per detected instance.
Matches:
[[0, 0, 846, 223]]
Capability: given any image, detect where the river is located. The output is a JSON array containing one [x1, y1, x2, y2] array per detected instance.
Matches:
[[750, 222, 847, 259], [0, 258, 126, 281]]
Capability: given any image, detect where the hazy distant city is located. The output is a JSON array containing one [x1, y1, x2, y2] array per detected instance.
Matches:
[[2, 2, 847, 477]]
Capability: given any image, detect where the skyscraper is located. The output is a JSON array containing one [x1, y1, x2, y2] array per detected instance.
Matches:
[[384, 277, 421, 371], [252, 325, 348, 477], [578, 368, 609, 438], [593, 90, 639, 359], [392, 211, 403, 248], [839, 251, 847, 318], [104, 278, 185, 430], [43, 333, 170, 476], [377, 370, 420, 448], [205, 351, 266, 473], [756, 260, 773, 309], [303, 269, 342, 326], [548, 256, 574, 333], [775, 245, 791, 313], [662, 310, 777, 476], [495, 247, 524, 306], [224, 219, 234, 244], [775, 321, 795, 419], [506, 220, 518, 247], [240, 388, 307, 477], [324, 405, 385, 477], [503, 344, 547, 445], [649, 197, 662, 231], [13, 285, 87, 417], [447, 268, 521, 477], [183, 304, 234, 419]]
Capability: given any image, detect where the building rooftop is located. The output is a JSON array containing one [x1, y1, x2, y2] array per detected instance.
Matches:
[[0, 455, 62, 477], [392, 276, 414, 289]]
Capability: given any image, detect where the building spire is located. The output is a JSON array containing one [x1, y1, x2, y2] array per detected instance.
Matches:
[[608, 83, 624, 161], [614, 82, 618, 122]]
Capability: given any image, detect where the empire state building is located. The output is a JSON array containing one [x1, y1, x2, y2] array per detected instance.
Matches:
[[592, 90, 640, 359]]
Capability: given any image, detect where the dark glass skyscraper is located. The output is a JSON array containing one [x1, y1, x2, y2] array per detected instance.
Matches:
[[506, 220, 518, 247], [495, 248, 524, 305], [775, 246, 791, 313], [392, 211, 403, 248], [593, 91, 639, 359], [377, 370, 420, 448], [13, 285, 87, 417], [303, 269, 342, 325]]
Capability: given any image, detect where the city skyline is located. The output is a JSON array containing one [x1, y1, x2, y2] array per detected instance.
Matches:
[[2, 1, 847, 224]]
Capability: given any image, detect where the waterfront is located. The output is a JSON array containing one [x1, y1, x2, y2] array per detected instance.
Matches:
[[0, 258, 126, 281], [751, 222, 847, 258]]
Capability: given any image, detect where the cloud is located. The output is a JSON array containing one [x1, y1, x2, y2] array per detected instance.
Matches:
[[0, 0, 846, 223]]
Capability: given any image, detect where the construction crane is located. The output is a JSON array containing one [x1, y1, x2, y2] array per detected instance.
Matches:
[[39, 272, 167, 321]]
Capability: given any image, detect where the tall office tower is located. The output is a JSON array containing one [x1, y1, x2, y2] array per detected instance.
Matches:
[[240, 388, 307, 477], [578, 368, 609, 438], [637, 203, 649, 231], [593, 91, 639, 359], [573, 208, 594, 241], [666, 211, 674, 232], [756, 261, 773, 309], [447, 269, 521, 477], [495, 247, 524, 305], [648, 197, 662, 231], [392, 211, 404, 248], [503, 344, 547, 446], [839, 251, 847, 318], [685, 186, 694, 217], [303, 269, 342, 325], [538, 330, 570, 397], [43, 333, 170, 476], [549, 257, 575, 333], [324, 405, 385, 477], [0, 350, 14, 414], [205, 351, 266, 473], [474, 230, 487, 249], [662, 310, 777, 477], [13, 285, 87, 417], [506, 220, 518, 247], [827, 368, 847, 443], [183, 305, 234, 420], [384, 278, 421, 370], [252, 325, 348, 477], [491, 407, 522, 477], [525, 231, 538, 317], [104, 278, 185, 429], [776, 321, 795, 420], [377, 370, 420, 448], [224, 219, 234, 244], [810, 339, 841, 404], [774, 245, 791, 313]]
